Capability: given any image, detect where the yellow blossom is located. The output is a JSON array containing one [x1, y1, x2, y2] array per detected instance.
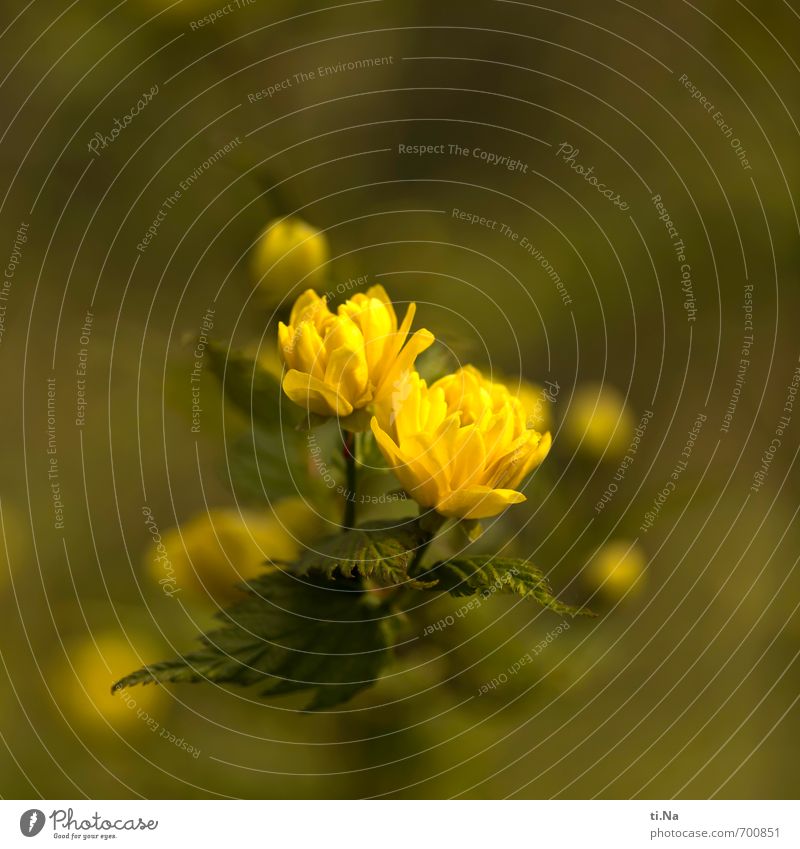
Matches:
[[514, 378, 554, 433], [371, 366, 552, 519], [586, 540, 646, 600], [563, 382, 635, 460], [60, 630, 163, 729], [146, 499, 323, 605], [252, 217, 329, 304], [278, 285, 434, 423]]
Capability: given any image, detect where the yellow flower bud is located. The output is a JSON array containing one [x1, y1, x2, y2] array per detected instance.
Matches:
[[586, 540, 646, 600], [146, 500, 322, 605], [278, 285, 434, 424], [371, 366, 552, 520], [252, 217, 329, 304], [60, 631, 163, 729], [562, 383, 635, 460]]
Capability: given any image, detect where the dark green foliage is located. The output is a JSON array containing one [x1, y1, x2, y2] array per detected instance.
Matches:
[[228, 423, 313, 503], [115, 514, 591, 708], [113, 570, 393, 710], [424, 556, 595, 618], [295, 521, 435, 588], [207, 342, 285, 430], [208, 344, 324, 502]]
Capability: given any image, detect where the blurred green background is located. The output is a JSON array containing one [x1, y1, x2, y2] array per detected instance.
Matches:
[[0, 0, 798, 799]]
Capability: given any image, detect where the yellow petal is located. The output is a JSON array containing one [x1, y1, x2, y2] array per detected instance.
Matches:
[[437, 486, 526, 520], [390, 371, 426, 437], [505, 431, 552, 489], [364, 285, 396, 327], [376, 301, 416, 377], [292, 323, 326, 379], [425, 385, 449, 431], [449, 424, 487, 490], [321, 318, 368, 402], [426, 411, 462, 479], [324, 345, 370, 408], [282, 369, 352, 417], [482, 407, 517, 472], [278, 322, 295, 367], [396, 434, 450, 505], [375, 327, 434, 403], [289, 289, 326, 326], [370, 417, 401, 464], [357, 298, 395, 374], [372, 419, 442, 507]]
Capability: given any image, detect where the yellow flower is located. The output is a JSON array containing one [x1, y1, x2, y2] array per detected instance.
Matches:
[[146, 499, 323, 605], [586, 540, 646, 600], [252, 217, 329, 304], [278, 285, 434, 423], [60, 630, 163, 729], [562, 383, 635, 460], [370, 366, 552, 519], [514, 379, 555, 433]]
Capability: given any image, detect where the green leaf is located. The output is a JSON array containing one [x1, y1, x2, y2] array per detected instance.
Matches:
[[228, 423, 316, 503], [415, 341, 458, 383], [424, 556, 594, 618], [295, 521, 435, 588], [113, 570, 392, 710], [207, 343, 284, 430]]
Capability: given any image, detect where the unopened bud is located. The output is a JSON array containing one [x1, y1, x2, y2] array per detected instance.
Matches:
[[251, 217, 329, 305]]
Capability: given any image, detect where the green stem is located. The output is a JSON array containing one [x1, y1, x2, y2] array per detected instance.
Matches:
[[343, 430, 357, 528], [408, 538, 433, 578], [408, 511, 448, 576]]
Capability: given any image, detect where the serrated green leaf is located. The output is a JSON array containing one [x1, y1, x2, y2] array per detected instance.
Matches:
[[113, 570, 392, 710], [295, 521, 435, 588], [208, 343, 284, 430], [424, 556, 594, 618]]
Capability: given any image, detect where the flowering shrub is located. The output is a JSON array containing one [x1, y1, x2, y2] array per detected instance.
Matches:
[[116, 273, 593, 710]]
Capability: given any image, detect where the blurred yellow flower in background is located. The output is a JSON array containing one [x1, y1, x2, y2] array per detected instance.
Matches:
[[278, 285, 434, 423], [252, 217, 329, 305], [60, 631, 163, 729], [371, 366, 551, 519], [146, 498, 322, 605], [586, 540, 646, 600], [562, 382, 635, 460], [503, 377, 556, 434]]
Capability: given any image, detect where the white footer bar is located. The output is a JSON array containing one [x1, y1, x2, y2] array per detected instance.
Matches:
[[2, 800, 797, 847]]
